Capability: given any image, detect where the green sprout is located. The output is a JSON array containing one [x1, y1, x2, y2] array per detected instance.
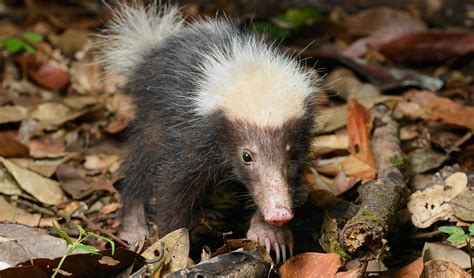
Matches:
[[52, 223, 115, 278], [252, 7, 320, 40], [438, 224, 474, 273], [252, 22, 290, 40], [0, 31, 44, 54], [274, 7, 321, 29]]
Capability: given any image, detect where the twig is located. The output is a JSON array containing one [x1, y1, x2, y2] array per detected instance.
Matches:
[[13, 198, 56, 217], [339, 104, 410, 260], [79, 215, 129, 249], [408, 230, 442, 239]]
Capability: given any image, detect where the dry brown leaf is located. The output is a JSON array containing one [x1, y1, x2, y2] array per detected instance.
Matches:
[[378, 30, 474, 64], [408, 148, 448, 175], [451, 189, 474, 221], [0, 132, 29, 158], [38, 217, 61, 227], [279, 252, 342, 278], [0, 196, 41, 226], [346, 100, 376, 183], [105, 93, 135, 133], [17, 119, 43, 143], [316, 96, 399, 134], [396, 90, 474, 129], [0, 163, 24, 196], [0, 157, 65, 205], [99, 203, 119, 215], [408, 184, 454, 229], [315, 156, 347, 176], [342, 7, 426, 58], [63, 95, 97, 110], [409, 173, 436, 192], [309, 134, 349, 158], [29, 102, 87, 128], [84, 154, 121, 174], [58, 201, 85, 218], [423, 259, 470, 278], [28, 136, 66, 158], [334, 268, 361, 278], [210, 239, 263, 260], [391, 257, 423, 278], [342, 155, 376, 182], [141, 228, 190, 277], [56, 164, 115, 199], [50, 29, 89, 58], [9, 158, 65, 178], [25, 58, 71, 90], [422, 242, 471, 269], [0, 223, 82, 267], [408, 172, 468, 228], [324, 68, 380, 100], [0, 105, 28, 124], [342, 7, 427, 38], [311, 157, 361, 195], [70, 62, 103, 95]]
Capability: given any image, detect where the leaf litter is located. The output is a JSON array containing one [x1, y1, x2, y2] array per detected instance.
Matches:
[[0, 1, 473, 277]]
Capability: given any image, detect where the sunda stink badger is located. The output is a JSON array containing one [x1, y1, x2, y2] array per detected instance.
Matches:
[[100, 1, 319, 262]]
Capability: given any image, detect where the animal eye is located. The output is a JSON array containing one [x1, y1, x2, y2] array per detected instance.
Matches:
[[242, 151, 254, 164]]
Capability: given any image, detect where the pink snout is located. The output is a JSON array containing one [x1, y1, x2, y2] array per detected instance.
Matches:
[[264, 209, 293, 227]]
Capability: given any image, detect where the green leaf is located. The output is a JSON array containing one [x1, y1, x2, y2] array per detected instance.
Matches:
[[76, 224, 86, 237], [447, 234, 468, 243], [1, 38, 24, 54], [53, 223, 73, 245], [23, 32, 44, 42], [438, 226, 465, 236], [469, 224, 474, 236], [252, 22, 290, 40], [22, 43, 36, 54], [275, 7, 320, 28], [75, 243, 101, 255], [88, 232, 115, 255]]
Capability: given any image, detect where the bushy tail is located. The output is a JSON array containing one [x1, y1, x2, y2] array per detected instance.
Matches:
[[99, 1, 183, 76]]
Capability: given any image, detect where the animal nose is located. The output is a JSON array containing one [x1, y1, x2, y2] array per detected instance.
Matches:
[[264, 209, 293, 226]]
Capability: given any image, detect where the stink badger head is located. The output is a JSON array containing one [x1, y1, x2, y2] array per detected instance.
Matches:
[[217, 116, 314, 227]]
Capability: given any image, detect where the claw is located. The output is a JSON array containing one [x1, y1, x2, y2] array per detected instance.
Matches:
[[289, 241, 294, 258], [273, 242, 280, 264], [264, 238, 271, 253], [129, 241, 138, 252], [129, 240, 144, 253], [281, 243, 286, 262]]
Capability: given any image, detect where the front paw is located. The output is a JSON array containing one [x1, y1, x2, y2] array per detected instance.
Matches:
[[246, 214, 294, 263], [119, 225, 147, 253]]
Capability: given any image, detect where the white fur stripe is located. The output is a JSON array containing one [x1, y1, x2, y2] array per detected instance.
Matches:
[[99, 1, 183, 76], [193, 36, 317, 127]]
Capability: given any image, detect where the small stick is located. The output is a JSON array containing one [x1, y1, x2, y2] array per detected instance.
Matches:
[[79, 215, 129, 249]]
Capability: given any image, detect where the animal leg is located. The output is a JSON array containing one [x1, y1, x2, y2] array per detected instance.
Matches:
[[247, 211, 294, 263]]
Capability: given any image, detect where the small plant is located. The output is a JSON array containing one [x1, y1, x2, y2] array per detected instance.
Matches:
[[438, 224, 474, 273], [274, 7, 321, 29], [52, 223, 115, 278], [252, 7, 320, 40], [0, 31, 43, 54]]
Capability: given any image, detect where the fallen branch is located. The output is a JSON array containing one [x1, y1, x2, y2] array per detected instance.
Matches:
[[339, 104, 410, 260], [167, 248, 272, 277], [79, 215, 129, 249]]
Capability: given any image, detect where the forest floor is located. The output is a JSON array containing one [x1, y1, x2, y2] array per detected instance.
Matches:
[[0, 1, 473, 277]]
